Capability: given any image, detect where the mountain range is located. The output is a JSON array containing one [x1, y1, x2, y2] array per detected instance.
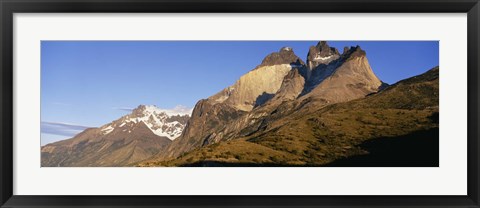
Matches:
[[41, 41, 439, 167], [41, 105, 189, 166]]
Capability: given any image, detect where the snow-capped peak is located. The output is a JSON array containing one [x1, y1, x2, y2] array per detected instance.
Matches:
[[138, 105, 192, 117], [101, 105, 190, 140]]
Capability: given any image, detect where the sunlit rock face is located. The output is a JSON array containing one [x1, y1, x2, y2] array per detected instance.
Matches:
[[158, 47, 307, 159]]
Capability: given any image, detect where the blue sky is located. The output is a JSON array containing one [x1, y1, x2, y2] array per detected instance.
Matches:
[[41, 41, 439, 145]]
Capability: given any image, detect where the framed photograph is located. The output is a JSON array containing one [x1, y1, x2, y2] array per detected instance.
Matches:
[[1, 0, 479, 207]]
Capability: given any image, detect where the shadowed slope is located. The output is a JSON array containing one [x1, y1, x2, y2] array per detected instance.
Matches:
[[138, 66, 439, 167]]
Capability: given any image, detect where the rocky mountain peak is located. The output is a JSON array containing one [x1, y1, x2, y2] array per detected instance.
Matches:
[[104, 105, 190, 140], [302, 42, 383, 105], [207, 46, 306, 111], [307, 41, 341, 69], [341, 45, 365, 56], [280, 46, 293, 52], [132, 104, 162, 115], [41, 104, 182, 166], [258, 47, 305, 68], [316, 41, 332, 51], [132, 105, 153, 116], [348, 45, 367, 58]]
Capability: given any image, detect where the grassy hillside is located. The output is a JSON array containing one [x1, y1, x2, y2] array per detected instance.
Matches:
[[138, 67, 439, 167]]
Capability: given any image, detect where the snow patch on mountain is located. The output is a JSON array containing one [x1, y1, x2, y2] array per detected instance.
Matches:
[[101, 125, 114, 135], [110, 105, 190, 140], [314, 55, 333, 61]]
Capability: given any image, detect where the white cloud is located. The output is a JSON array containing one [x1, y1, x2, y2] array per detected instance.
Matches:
[[41, 121, 91, 137], [160, 105, 193, 116], [115, 105, 193, 116]]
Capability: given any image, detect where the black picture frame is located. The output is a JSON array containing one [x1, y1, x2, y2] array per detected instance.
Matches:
[[1, 0, 479, 207]]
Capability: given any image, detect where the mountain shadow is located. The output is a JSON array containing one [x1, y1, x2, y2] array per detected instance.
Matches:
[[179, 161, 306, 167], [324, 128, 439, 167], [254, 92, 275, 107], [177, 128, 439, 167], [138, 66, 439, 167]]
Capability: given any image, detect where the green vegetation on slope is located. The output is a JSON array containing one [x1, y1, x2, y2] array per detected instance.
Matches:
[[138, 67, 439, 167]]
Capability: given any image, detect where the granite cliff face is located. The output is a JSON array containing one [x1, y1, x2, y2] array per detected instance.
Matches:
[[300, 45, 385, 103], [158, 47, 307, 159], [154, 41, 386, 161], [209, 47, 305, 111], [142, 66, 439, 167]]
